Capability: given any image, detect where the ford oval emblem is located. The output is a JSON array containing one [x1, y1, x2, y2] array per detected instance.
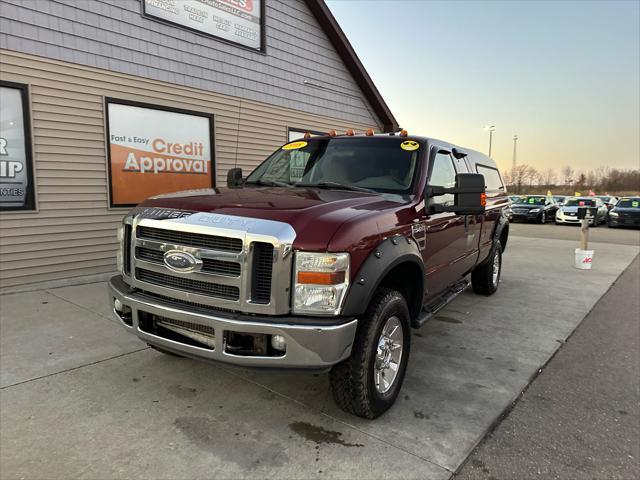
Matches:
[[163, 250, 202, 273]]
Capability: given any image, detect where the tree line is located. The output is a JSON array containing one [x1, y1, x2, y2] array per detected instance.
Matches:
[[502, 165, 640, 195]]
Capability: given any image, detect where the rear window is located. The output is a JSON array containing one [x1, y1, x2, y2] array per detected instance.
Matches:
[[476, 164, 504, 191]]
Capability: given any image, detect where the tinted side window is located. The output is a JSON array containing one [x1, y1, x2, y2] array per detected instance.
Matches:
[[429, 152, 456, 206], [476, 164, 504, 191], [453, 157, 469, 173]]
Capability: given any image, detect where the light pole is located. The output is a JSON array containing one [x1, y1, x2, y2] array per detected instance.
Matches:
[[512, 134, 518, 171], [484, 125, 496, 157]]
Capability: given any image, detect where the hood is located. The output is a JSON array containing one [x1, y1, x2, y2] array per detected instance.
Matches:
[[135, 186, 411, 250], [612, 207, 640, 215], [512, 203, 544, 210], [560, 206, 580, 213]]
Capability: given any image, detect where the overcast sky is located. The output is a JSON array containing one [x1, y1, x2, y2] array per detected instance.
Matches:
[[326, 0, 640, 173]]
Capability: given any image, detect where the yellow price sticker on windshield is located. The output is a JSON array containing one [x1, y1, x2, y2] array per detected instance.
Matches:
[[282, 141, 308, 150], [400, 140, 419, 151]]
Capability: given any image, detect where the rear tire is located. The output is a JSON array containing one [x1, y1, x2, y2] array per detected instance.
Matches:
[[329, 288, 411, 419], [472, 243, 503, 296]]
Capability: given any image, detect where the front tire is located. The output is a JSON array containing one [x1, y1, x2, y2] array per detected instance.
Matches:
[[472, 242, 503, 296], [329, 288, 411, 419], [539, 211, 546, 224]]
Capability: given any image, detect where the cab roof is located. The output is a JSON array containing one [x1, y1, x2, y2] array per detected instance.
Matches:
[[293, 133, 492, 164]]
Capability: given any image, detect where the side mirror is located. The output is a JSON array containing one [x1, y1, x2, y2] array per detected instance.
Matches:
[[427, 173, 486, 215], [227, 167, 243, 188]]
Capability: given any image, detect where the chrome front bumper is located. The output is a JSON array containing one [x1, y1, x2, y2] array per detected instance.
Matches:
[[108, 276, 358, 369]]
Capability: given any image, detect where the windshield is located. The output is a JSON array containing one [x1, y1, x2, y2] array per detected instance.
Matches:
[[523, 196, 546, 205], [617, 198, 640, 208], [245, 137, 420, 194], [565, 198, 596, 207]]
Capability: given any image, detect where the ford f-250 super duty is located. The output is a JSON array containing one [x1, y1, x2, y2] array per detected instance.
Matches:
[[109, 131, 509, 418]]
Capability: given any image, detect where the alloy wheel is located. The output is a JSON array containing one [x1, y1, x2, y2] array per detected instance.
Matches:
[[374, 316, 404, 394], [492, 250, 501, 287]]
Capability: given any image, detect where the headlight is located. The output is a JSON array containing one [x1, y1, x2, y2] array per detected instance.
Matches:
[[293, 252, 350, 315], [609, 212, 619, 217], [556, 210, 564, 217], [530, 208, 540, 213]]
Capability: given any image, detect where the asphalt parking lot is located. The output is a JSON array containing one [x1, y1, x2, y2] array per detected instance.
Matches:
[[456, 255, 640, 480], [1, 224, 639, 479]]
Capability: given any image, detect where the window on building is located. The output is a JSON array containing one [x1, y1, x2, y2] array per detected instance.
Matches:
[[0, 81, 35, 211]]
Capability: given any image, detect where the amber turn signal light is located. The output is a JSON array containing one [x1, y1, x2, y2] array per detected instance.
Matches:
[[366, 128, 374, 136], [346, 129, 355, 136], [480, 192, 487, 207], [297, 271, 346, 285], [304, 131, 311, 139], [328, 130, 337, 137], [399, 129, 408, 137]]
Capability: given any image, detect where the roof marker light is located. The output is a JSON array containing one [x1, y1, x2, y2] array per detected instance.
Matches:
[[328, 130, 337, 137], [304, 132, 311, 139], [399, 129, 408, 137], [346, 129, 355, 136], [366, 128, 374, 136]]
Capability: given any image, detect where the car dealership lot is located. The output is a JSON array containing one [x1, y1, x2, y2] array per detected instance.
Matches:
[[1, 227, 639, 479]]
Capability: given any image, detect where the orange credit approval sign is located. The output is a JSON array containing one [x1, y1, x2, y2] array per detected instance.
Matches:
[[107, 101, 213, 207]]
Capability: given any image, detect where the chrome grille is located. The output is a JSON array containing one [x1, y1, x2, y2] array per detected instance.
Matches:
[[136, 268, 240, 300], [136, 247, 241, 277], [123, 224, 132, 276], [137, 226, 242, 252], [251, 242, 274, 304], [125, 212, 296, 315], [136, 289, 236, 314]]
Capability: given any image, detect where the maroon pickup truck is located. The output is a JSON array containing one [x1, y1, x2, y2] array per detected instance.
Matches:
[[109, 132, 509, 418]]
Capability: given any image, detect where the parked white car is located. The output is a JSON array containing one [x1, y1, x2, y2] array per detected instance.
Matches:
[[555, 197, 608, 226]]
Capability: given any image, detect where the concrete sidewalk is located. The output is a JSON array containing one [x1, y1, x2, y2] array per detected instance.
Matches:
[[1, 236, 638, 479], [456, 255, 640, 480]]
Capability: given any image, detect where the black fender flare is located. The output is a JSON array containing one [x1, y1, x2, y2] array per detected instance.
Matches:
[[480, 214, 509, 266], [342, 235, 425, 319]]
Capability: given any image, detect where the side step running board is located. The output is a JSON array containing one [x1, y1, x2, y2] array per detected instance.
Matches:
[[412, 278, 470, 328]]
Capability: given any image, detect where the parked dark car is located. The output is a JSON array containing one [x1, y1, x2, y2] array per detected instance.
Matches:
[[597, 195, 618, 211], [608, 197, 640, 228], [510, 195, 558, 223], [555, 197, 608, 226]]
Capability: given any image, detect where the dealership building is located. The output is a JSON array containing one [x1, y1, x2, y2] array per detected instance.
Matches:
[[0, 0, 397, 290]]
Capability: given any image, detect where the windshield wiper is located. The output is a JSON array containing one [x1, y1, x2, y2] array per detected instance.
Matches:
[[245, 179, 292, 188], [296, 181, 376, 193]]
